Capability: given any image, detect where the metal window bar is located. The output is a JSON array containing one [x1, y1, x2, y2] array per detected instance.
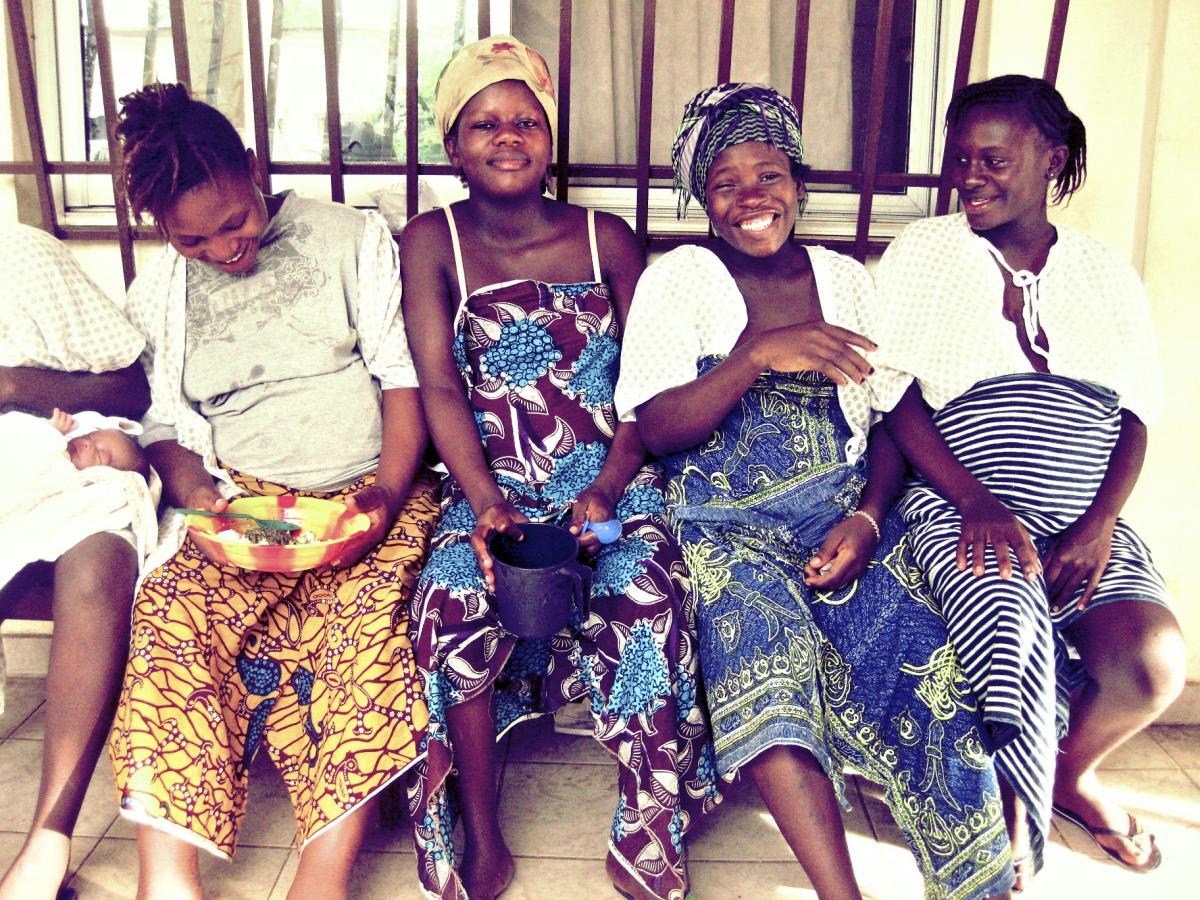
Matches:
[[405, 0, 419, 220], [0, 0, 1078, 275], [321, 0, 345, 203], [852, 0, 896, 261], [554, 0, 572, 201], [717, 0, 735, 84], [5, 0, 56, 237], [246, 0, 274, 192], [934, 0, 981, 216], [1044, 0, 1070, 83], [633, 0, 657, 248], [790, 0, 811, 124], [168, 0, 191, 88], [90, 0, 137, 286]]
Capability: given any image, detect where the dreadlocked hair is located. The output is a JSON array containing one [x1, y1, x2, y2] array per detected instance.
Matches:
[[117, 83, 250, 228], [946, 74, 1086, 205]]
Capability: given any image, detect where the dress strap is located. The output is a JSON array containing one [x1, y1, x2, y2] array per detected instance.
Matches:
[[444, 205, 473, 330], [444, 205, 471, 304], [587, 207, 601, 283], [981, 240, 1053, 362]]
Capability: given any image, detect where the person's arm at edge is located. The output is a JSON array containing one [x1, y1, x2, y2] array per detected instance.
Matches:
[[0, 361, 150, 419], [400, 212, 506, 516], [145, 438, 226, 512], [400, 210, 525, 587], [567, 213, 647, 547]]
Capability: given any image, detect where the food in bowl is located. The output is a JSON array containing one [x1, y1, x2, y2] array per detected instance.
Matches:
[[186, 496, 370, 572], [216, 527, 317, 546]]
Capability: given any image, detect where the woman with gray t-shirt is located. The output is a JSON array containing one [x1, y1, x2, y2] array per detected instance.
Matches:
[[107, 82, 439, 898]]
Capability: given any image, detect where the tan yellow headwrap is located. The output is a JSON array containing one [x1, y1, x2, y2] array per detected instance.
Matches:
[[433, 35, 558, 145]]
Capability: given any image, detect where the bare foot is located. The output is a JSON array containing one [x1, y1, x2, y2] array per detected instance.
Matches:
[[606, 851, 660, 900], [1054, 774, 1158, 869], [0, 831, 71, 900], [460, 845, 515, 900]]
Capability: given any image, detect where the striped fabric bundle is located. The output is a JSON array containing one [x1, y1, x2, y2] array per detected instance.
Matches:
[[898, 372, 1171, 870], [670, 82, 805, 216]]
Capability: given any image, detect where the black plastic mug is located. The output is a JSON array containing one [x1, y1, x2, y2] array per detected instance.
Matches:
[[489, 522, 592, 639]]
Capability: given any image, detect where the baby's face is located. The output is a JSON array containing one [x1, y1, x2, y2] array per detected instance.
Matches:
[[66, 428, 142, 472]]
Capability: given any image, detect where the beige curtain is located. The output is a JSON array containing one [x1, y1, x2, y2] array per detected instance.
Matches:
[[512, 0, 853, 172]]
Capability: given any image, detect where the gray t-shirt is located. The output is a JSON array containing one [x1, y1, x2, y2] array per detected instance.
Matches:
[[183, 193, 384, 490]]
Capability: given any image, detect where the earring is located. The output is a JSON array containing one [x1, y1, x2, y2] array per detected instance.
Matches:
[[1045, 169, 1056, 180]]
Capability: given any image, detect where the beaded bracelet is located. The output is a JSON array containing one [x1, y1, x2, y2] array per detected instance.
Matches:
[[848, 509, 881, 541]]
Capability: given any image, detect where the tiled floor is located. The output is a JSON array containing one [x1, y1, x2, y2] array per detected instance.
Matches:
[[2, 678, 1198, 898]]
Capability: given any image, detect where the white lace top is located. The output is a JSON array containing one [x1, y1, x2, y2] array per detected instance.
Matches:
[[872, 214, 1163, 423], [615, 244, 909, 465]]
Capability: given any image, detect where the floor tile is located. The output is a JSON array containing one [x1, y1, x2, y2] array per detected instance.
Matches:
[[235, 759, 307, 850], [503, 715, 612, 766], [498, 762, 615, 859], [320, 850, 426, 899], [0, 677, 44, 739], [66, 837, 290, 899], [1098, 727, 1179, 770], [1151, 725, 1200, 769], [498, 856, 612, 900], [1052, 767, 1200, 872], [265, 851, 298, 900], [688, 860, 817, 899], [0, 831, 99, 883], [1026, 836, 1198, 899], [687, 779, 795, 863], [0, 739, 118, 837]]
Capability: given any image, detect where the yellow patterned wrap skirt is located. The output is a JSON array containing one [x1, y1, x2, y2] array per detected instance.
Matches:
[[108, 468, 440, 857]]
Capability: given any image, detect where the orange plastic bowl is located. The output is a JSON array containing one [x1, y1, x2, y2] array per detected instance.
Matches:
[[185, 496, 371, 573]]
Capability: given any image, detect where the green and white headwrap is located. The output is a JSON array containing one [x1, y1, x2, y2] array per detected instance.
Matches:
[[671, 83, 805, 216]]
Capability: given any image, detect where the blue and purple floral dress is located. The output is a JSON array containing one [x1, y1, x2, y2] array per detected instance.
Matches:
[[405, 257, 719, 899]]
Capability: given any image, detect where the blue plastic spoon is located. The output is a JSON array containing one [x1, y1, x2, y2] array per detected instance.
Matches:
[[581, 518, 622, 545]]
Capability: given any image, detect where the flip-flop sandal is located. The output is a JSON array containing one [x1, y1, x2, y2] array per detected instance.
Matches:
[[1053, 804, 1163, 873], [1011, 853, 1032, 894]]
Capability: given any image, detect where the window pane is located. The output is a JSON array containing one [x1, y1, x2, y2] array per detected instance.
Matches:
[[81, 0, 176, 162], [264, 0, 481, 164], [512, 0, 917, 192]]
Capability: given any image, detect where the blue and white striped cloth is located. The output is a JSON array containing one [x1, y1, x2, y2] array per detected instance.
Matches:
[[899, 373, 1170, 868]]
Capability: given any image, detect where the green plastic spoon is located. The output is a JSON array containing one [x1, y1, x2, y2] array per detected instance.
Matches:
[[175, 508, 301, 532]]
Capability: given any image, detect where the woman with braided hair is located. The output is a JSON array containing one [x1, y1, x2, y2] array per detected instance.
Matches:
[[874, 74, 1185, 887], [616, 83, 1013, 899], [105, 82, 440, 898]]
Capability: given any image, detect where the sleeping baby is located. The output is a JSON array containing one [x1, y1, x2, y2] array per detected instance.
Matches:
[[0, 408, 156, 588], [47, 408, 148, 476]]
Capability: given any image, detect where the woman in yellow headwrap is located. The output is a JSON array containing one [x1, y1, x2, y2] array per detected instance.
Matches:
[[401, 36, 719, 900]]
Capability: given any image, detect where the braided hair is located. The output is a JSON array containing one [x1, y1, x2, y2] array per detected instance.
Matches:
[[117, 83, 251, 228], [946, 74, 1086, 204]]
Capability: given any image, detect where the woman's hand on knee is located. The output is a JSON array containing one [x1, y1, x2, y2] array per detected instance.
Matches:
[[1044, 514, 1115, 611], [804, 516, 877, 589], [469, 501, 529, 591], [956, 490, 1040, 580]]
